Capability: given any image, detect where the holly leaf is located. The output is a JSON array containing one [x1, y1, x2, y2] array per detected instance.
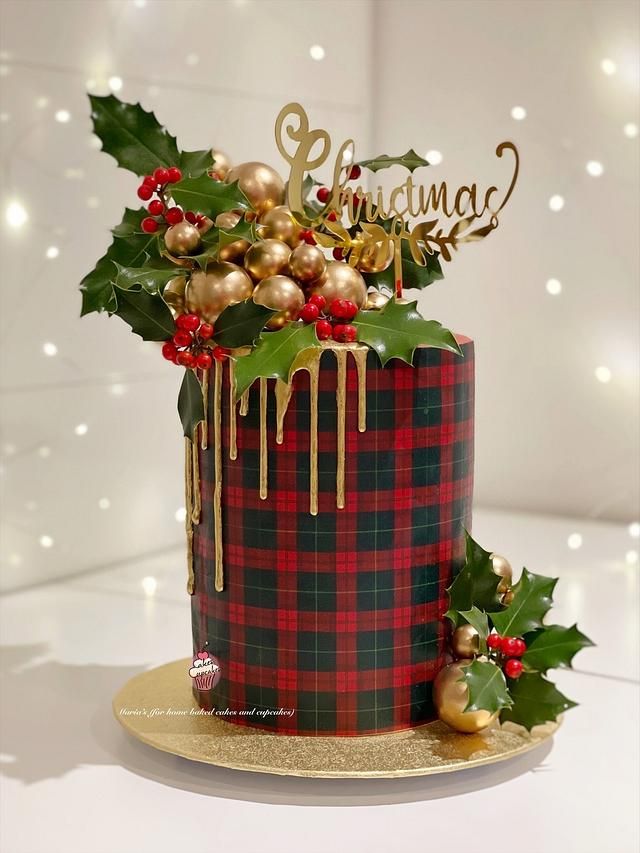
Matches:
[[219, 217, 256, 252], [80, 208, 163, 315], [179, 148, 214, 178], [460, 660, 513, 714], [522, 624, 594, 673], [233, 323, 321, 399], [352, 297, 461, 366], [490, 569, 558, 637], [363, 240, 443, 292], [112, 286, 176, 341], [189, 227, 221, 271], [458, 606, 490, 652], [89, 94, 179, 176], [446, 531, 503, 628], [177, 369, 205, 438], [170, 175, 248, 219], [500, 672, 577, 730], [213, 300, 275, 349], [114, 260, 186, 294], [356, 148, 430, 173]]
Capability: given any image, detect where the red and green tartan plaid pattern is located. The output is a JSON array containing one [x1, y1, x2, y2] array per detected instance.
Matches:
[[191, 339, 474, 735]]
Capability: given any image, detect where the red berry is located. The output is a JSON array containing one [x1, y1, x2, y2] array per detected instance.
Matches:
[[512, 638, 527, 657], [315, 319, 333, 340], [308, 294, 326, 311], [162, 341, 177, 362], [316, 186, 330, 203], [332, 247, 345, 261], [141, 217, 159, 233], [330, 299, 358, 321], [504, 659, 523, 679], [196, 352, 213, 369], [196, 214, 206, 227], [153, 167, 170, 185], [148, 199, 164, 216], [487, 633, 502, 650], [185, 211, 198, 225], [142, 175, 156, 188], [348, 164, 361, 180], [137, 184, 153, 201], [300, 303, 320, 324], [177, 351, 196, 368], [198, 322, 214, 340], [343, 324, 357, 342], [501, 636, 523, 656], [177, 313, 200, 332], [165, 207, 184, 225], [173, 330, 192, 348], [332, 323, 346, 342], [301, 230, 316, 245], [167, 166, 182, 183], [212, 346, 228, 361]]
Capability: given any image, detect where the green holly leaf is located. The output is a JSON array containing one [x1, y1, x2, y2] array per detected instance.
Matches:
[[189, 228, 221, 271], [356, 148, 430, 173], [352, 297, 460, 367], [170, 175, 248, 219], [177, 369, 205, 438], [460, 660, 513, 714], [363, 240, 443, 292], [80, 208, 163, 315], [213, 300, 275, 349], [89, 95, 180, 176], [491, 569, 558, 637], [179, 148, 214, 178], [522, 624, 594, 673], [112, 286, 175, 341], [446, 531, 502, 628], [233, 323, 321, 399], [500, 672, 577, 730], [458, 606, 490, 653], [114, 260, 186, 294], [219, 217, 256, 252]]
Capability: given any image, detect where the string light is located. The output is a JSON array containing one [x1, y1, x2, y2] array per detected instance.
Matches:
[[5, 201, 28, 228], [600, 58, 617, 75], [46, 246, 59, 259], [510, 106, 527, 120], [309, 45, 325, 61], [624, 123, 638, 139], [594, 366, 611, 383], [175, 507, 187, 522], [43, 342, 58, 356], [546, 278, 562, 295], [142, 576, 158, 595], [35, 96, 49, 109], [567, 533, 583, 550], [74, 423, 89, 436], [108, 76, 123, 92], [629, 522, 640, 539], [626, 550, 639, 565], [55, 109, 71, 123], [586, 161, 603, 177], [426, 150, 443, 165], [39, 535, 54, 548], [98, 497, 111, 509], [548, 195, 565, 212], [38, 446, 51, 458]]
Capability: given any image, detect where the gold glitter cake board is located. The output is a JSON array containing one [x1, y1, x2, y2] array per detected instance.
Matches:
[[113, 659, 557, 779]]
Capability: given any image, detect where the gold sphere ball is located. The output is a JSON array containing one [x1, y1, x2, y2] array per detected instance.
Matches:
[[163, 276, 187, 318], [164, 222, 201, 256], [220, 239, 251, 263], [491, 553, 513, 595], [288, 244, 327, 285], [252, 275, 305, 330], [259, 205, 303, 248], [365, 290, 390, 310], [211, 149, 232, 179], [356, 242, 394, 274], [185, 262, 253, 325], [433, 661, 500, 734], [225, 161, 285, 217], [214, 210, 242, 231], [451, 624, 480, 659], [309, 260, 367, 309], [244, 239, 291, 282]]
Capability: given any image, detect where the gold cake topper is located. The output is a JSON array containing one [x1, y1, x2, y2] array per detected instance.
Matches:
[[275, 102, 519, 297]]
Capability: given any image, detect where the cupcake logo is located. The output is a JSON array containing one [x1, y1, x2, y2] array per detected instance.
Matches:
[[189, 651, 221, 691]]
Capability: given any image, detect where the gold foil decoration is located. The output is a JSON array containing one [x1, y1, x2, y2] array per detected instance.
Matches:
[[201, 369, 209, 450], [213, 359, 224, 592], [259, 377, 268, 500], [335, 349, 347, 509], [184, 438, 195, 595], [228, 360, 238, 461]]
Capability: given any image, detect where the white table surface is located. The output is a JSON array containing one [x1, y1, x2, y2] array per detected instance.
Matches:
[[1, 508, 639, 853]]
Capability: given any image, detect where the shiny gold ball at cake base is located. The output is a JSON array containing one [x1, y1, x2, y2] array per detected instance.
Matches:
[[163, 276, 187, 318], [164, 222, 202, 256], [309, 260, 367, 309], [259, 205, 302, 248], [185, 262, 253, 325], [211, 149, 232, 179], [433, 661, 499, 734], [451, 624, 480, 658], [225, 161, 285, 217], [289, 244, 327, 284], [253, 275, 305, 330], [244, 239, 291, 282], [491, 553, 513, 594], [365, 290, 390, 310]]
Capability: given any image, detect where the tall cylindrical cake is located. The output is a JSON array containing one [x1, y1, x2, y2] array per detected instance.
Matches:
[[190, 338, 474, 735]]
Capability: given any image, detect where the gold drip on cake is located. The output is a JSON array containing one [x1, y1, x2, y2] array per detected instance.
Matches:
[[239, 388, 250, 417], [274, 379, 293, 445], [191, 430, 201, 525], [213, 359, 224, 592], [335, 348, 347, 509], [184, 437, 195, 595], [351, 347, 368, 432], [228, 360, 238, 461], [259, 377, 268, 500], [201, 369, 209, 450]]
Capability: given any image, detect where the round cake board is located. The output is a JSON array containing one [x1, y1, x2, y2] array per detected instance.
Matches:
[[113, 659, 557, 779]]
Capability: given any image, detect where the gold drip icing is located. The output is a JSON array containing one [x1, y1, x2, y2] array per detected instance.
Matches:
[[239, 388, 250, 416], [184, 437, 195, 595], [259, 377, 268, 499], [351, 347, 368, 432], [213, 359, 224, 592], [228, 360, 238, 460], [274, 379, 293, 445], [201, 369, 209, 450], [286, 347, 323, 515], [191, 430, 201, 524], [335, 349, 347, 509]]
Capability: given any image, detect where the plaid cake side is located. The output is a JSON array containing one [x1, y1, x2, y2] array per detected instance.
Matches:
[[191, 339, 474, 735]]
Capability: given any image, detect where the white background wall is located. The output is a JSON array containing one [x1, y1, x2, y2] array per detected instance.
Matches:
[[0, 0, 638, 591]]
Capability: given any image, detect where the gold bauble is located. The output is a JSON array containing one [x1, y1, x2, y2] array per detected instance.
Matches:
[[225, 161, 285, 216], [356, 242, 393, 274], [244, 239, 291, 282], [491, 553, 513, 595], [198, 216, 214, 236], [365, 290, 390, 310], [185, 262, 253, 325], [433, 661, 500, 734], [214, 210, 241, 230], [288, 244, 327, 284], [163, 276, 187, 318], [259, 205, 303, 248], [211, 149, 232, 179], [220, 239, 251, 263], [309, 260, 367, 308], [164, 222, 201, 256], [451, 624, 480, 659], [252, 275, 305, 330]]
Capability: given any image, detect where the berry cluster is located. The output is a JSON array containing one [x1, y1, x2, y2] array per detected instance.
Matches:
[[136, 166, 206, 235], [162, 313, 227, 369], [299, 295, 358, 343], [487, 632, 527, 679]]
